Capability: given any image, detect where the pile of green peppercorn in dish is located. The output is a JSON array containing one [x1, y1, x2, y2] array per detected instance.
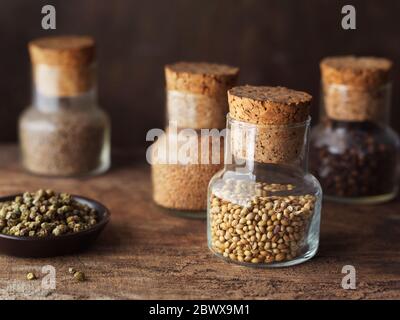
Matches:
[[0, 189, 98, 237]]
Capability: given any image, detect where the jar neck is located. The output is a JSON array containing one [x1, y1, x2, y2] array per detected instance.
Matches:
[[33, 89, 97, 112], [166, 89, 228, 129], [224, 114, 311, 174], [320, 82, 392, 124], [32, 63, 97, 112]]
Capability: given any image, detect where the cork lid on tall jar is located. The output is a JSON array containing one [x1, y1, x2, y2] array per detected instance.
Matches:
[[165, 62, 239, 129], [320, 56, 393, 121], [29, 35, 96, 97], [228, 85, 312, 164]]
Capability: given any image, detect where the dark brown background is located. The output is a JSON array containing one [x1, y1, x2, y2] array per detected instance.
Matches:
[[0, 0, 399, 148]]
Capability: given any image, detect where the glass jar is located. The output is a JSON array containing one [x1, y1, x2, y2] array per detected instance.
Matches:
[[310, 56, 399, 204], [208, 86, 322, 267], [19, 36, 110, 177], [151, 62, 239, 218]]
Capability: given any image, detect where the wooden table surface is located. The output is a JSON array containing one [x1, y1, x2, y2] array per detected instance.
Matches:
[[0, 145, 399, 300]]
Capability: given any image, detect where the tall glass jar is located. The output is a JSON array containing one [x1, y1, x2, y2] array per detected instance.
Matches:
[[208, 86, 322, 267], [19, 36, 110, 177], [310, 56, 399, 204], [151, 62, 239, 218]]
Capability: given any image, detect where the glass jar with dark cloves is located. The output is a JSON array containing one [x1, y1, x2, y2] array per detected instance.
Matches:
[[310, 56, 399, 204]]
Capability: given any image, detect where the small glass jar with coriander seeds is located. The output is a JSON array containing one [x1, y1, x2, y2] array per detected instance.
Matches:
[[310, 56, 400, 204], [19, 35, 111, 177], [208, 86, 322, 267]]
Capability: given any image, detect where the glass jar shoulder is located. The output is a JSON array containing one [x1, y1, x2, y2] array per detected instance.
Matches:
[[311, 120, 399, 152], [310, 120, 399, 201], [209, 167, 322, 204], [19, 105, 110, 132]]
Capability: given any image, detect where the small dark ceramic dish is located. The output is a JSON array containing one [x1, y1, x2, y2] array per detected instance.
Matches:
[[0, 195, 110, 258]]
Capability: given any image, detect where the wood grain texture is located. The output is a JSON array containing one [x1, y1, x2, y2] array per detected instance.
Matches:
[[0, 145, 399, 300]]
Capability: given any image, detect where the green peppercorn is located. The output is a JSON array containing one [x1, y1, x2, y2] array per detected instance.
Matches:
[[0, 190, 98, 237], [73, 271, 85, 282], [26, 272, 36, 281]]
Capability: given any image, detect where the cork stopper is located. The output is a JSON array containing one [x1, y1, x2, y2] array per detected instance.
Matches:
[[228, 86, 312, 164], [228, 86, 311, 125], [29, 35, 96, 97], [165, 62, 239, 129], [320, 56, 393, 121], [165, 62, 239, 96], [320, 56, 393, 89]]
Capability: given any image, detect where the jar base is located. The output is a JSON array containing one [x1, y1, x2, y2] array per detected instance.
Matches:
[[208, 245, 319, 268], [22, 159, 110, 178], [323, 189, 398, 205], [154, 203, 206, 219]]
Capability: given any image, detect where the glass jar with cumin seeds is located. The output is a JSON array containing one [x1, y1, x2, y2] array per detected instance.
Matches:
[[151, 62, 239, 218], [310, 56, 400, 204], [19, 36, 111, 177], [208, 86, 322, 267]]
